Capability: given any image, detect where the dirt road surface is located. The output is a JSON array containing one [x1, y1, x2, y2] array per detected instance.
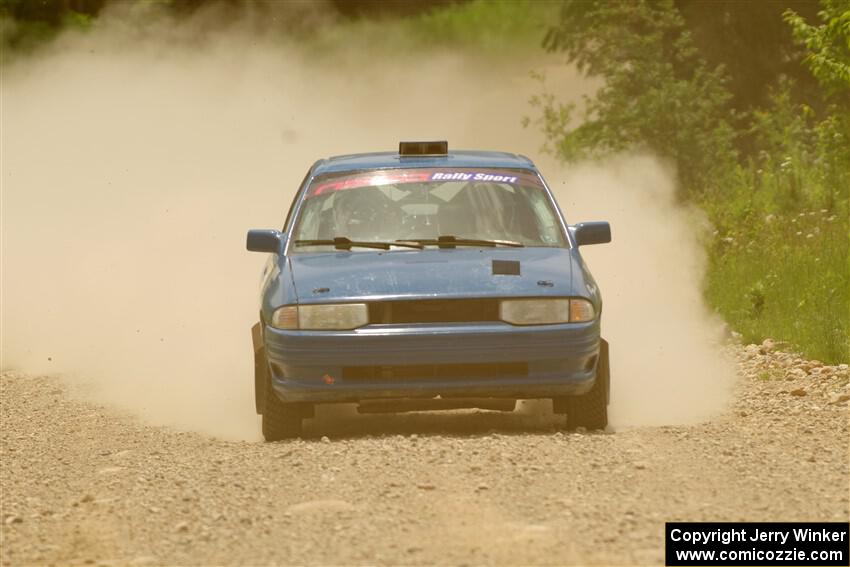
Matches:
[[2, 343, 848, 566]]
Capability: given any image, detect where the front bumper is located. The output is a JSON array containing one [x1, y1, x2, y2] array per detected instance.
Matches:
[[263, 320, 601, 403]]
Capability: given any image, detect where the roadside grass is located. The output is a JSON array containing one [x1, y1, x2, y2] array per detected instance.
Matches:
[[1, 0, 559, 63], [704, 173, 849, 364], [307, 0, 559, 56]]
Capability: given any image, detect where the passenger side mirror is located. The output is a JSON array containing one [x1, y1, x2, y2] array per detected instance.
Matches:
[[574, 222, 611, 246], [246, 229, 284, 253]]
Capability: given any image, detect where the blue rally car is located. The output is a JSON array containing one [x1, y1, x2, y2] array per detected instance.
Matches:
[[247, 141, 611, 440]]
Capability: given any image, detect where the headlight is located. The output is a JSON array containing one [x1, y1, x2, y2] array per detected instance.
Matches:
[[270, 303, 369, 330], [499, 298, 595, 325]]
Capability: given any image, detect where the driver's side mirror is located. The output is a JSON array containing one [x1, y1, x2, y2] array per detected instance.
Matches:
[[246, 229, 285, 253], [574, 222, 611, 246]]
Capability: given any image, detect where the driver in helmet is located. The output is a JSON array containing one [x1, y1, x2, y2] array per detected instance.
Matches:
[[332, 187, 400, 241]]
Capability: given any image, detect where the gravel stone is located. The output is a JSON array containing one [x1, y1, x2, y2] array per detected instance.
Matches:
[[829, 393, 850, 405]]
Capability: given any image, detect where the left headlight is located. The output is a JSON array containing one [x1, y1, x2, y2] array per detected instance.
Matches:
[[499, 298, 595, 325], [271, 303, 369, 330]]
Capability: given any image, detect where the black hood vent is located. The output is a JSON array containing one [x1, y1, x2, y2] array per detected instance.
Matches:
[[492, 259, 520, 276]]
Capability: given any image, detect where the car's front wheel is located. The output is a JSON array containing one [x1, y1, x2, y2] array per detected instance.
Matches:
[[553, 339, 610, 431]]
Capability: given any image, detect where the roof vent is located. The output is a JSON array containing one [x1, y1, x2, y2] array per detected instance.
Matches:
[[399, 140, 448, 157]]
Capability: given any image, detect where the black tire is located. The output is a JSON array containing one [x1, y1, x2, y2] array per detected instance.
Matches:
[[557, 339, 610, 431], [261, 368, 304, 441]]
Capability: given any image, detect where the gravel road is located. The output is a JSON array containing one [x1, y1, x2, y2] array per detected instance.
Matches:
[[2, 342, 848, 566]]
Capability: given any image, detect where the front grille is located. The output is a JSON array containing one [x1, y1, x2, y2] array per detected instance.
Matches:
[[343, 361, 528, 381], [368, 298, 499, 324]]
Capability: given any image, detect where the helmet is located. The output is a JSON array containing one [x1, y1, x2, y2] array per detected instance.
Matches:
[[332, 187, 397, 240]]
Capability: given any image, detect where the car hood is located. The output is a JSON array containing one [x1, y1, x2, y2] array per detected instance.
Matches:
[[289, 247, 576, 303]]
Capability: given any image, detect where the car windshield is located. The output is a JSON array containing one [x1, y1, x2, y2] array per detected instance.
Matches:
[[291, 168, 567, 251]]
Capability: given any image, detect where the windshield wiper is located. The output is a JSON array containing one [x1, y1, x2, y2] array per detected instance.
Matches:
[[294, 237, 424, 250], [397, 235, 524, 248]]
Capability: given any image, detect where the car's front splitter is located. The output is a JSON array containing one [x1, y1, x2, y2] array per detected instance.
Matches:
[[263, 320, 600, 403]]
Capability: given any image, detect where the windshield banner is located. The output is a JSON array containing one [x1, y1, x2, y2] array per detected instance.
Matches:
[[309, 168, 544, 197]]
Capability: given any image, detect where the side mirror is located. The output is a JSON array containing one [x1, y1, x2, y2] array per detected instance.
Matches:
[[246, 229, 284, 253], [574, 221, 611, 246]]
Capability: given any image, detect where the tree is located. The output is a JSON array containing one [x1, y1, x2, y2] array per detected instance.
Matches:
[[530, 0, 737, 197], [784, 0, 850, 98]]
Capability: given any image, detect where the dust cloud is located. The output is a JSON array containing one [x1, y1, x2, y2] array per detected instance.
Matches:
[[1, 7, 733, 440], [550, 158, 736, 425]]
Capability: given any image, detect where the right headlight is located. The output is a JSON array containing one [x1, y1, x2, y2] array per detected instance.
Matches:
[[499, 298, 595, 325], [270, 303, 369, 330]]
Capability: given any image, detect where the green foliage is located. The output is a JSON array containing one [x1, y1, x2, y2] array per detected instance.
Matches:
[[746, 81, 850, 210], [0, 0, 99, 59], [784, 0, 850, 96], [703, 82, 849, 363], [705, 2, 850, 363], [530, 0, 738, 197], [409, 0, 559, 52], [310, 0, 558, 56], [0, 17, 55, 57], [676, 1, 822, 113]]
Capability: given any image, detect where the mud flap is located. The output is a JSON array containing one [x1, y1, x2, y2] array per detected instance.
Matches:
[[601, 338, 610, 404], [252, 323, 267, 414], [251, 322, 263, 354], [552, 338, 609, 415]]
